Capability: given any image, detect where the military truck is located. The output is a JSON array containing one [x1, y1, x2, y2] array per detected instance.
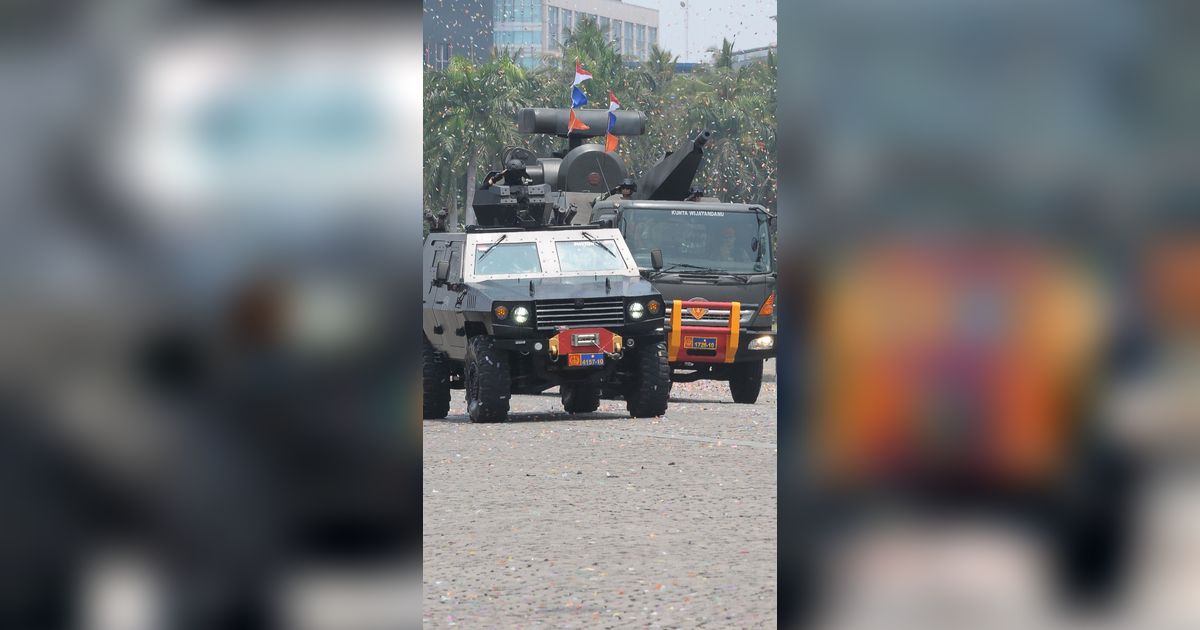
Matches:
[[422, 153, 671, 423], [591, 195, 777, 404], [491, 108, 778, 403]]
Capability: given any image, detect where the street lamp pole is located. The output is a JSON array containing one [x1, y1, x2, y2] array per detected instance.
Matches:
[[680, 1, 689, 62]]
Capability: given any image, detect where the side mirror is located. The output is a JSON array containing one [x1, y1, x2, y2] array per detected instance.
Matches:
[[435, 260, 451, 284], [650, 249, 663, 271]]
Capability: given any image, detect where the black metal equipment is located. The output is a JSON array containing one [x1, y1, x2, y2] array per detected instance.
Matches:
[[636, 131, 711, 201], [470, 109, 715, 227]]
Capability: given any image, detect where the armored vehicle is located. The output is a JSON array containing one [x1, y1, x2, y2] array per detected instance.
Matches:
[[422, 153, 671, 423], [501, 108, 778, 403]]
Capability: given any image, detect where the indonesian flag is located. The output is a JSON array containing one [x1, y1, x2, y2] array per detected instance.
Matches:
[[571, 60, 592, 108], [568, 109, 590, 134], [605, 90, 621, 152]]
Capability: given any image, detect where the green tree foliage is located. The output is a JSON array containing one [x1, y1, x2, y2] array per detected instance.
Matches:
[[424, 52, 540, 225], [425, 21, 776, 228]]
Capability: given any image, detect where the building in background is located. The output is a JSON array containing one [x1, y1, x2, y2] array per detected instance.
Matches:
[[495, 0, 659, 69], [731, 44, 776, 68], [625, 60, 700, 74], [424, 0, 496, 70]]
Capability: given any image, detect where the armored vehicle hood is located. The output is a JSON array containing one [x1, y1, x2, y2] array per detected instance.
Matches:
[[472, 275, 658, 302]]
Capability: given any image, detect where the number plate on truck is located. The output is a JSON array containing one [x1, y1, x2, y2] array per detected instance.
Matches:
[[567, 352, 605, 367], [685, 336, 718, 350]]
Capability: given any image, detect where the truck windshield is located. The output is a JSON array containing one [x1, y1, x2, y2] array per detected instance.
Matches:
[[619, 208, 772, 273], [555, 239, 629, 272], [474, 242, 541, 275]]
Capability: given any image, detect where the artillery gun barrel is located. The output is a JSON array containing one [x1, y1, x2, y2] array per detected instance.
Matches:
[[637, 130, 713, 201]]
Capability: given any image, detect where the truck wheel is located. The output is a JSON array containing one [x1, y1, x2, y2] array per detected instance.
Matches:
[[728, 359, 764, 404], [561, 384, 601, 413], [625, 341, 671, 418], [1051, 441, 1137, 606], [464, 336, 510, 423], [422, 336, 450, 419]]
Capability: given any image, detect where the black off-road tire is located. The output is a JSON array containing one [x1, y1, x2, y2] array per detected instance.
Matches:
[[1051, 441, 1137, 607], [422, 336, 451, 419], [729, 359, 764, 404], [625, 341, 671, 418], [561, 384, 601, 413], [465, 336, 510, 423]]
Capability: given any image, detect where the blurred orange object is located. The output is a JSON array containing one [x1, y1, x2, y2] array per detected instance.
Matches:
[[1144, 237, 1200, 336], [814, 240, 1109, 487]]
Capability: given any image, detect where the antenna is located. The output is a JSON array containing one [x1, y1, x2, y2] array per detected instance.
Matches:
[[596, 151, 613, 193]]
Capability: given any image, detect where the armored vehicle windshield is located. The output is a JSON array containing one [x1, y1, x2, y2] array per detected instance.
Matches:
[[466, 228, 641, 281]]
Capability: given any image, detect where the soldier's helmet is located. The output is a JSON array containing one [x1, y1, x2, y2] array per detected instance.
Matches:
[[687, 186, 704, 200], [620, 177, 637, 192], [502, 158, 527, 185]]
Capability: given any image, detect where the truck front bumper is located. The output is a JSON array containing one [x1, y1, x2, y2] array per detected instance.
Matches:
[[666, 299, 776, 363]]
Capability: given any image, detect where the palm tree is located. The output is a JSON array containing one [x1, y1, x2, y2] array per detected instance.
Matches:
[[422, 34, 778, 220], [708, 38, 736, 70], [424, 52, 538, 225], [682, 39, 777, 208], [642, 45, 678, 93]]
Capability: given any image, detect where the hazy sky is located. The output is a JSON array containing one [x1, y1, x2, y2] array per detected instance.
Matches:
[[624, 0, 777, 62]]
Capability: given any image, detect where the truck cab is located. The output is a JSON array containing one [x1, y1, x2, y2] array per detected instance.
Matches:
[[591, 199, 778, 403]]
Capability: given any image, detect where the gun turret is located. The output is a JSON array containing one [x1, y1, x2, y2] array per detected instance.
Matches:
[[636, 131, 712, 201], [473, 182, 572, 228], [513, 107, 646, 195], [468, 111, 712, 228]]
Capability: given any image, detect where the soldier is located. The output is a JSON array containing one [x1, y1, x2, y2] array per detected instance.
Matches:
[[716, 225, 740, 261], [617, 177, 637, 199], [686, 186, 704, 202], [483, 158, 530, 189], [424, 207, 449, 233]]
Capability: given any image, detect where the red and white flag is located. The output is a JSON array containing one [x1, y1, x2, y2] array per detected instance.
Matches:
[[573, 60, 593, 86]]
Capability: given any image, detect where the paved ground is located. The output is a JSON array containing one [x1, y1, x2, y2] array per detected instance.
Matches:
[[423, 360, 777, 628]]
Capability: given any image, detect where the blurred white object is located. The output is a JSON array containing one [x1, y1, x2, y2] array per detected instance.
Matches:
[[82, 550, 163, 630], [278, 562, 421, 630], [823, 517, 1055, 630], [108, 21, 419, 240]]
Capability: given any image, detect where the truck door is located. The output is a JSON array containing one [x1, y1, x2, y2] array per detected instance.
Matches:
[[444, 241, 468, 355], [424, 240, 449, 342]]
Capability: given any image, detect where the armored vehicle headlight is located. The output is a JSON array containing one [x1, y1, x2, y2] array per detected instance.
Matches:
[[512, 306, 531, 324], [628, 301, 645, 320], [646, 299, 661, 315], [493, 305, 509, 320]]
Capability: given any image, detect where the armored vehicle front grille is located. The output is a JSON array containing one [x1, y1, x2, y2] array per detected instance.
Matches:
[[665, 304, 758, 327], [536, 298, 625, 329]]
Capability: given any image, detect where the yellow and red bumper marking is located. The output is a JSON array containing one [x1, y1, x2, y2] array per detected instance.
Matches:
[[669, 300, 741, 363]]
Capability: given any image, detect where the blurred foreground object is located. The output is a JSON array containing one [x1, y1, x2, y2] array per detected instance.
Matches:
[[777, 0, 1176, 627], [1, 2, 422, 628]]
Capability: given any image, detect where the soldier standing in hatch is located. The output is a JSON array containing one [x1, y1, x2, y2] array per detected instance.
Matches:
[[686, 186, 704, 202], [483, 158, 530, 188], [617, 177, 637, 199]]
